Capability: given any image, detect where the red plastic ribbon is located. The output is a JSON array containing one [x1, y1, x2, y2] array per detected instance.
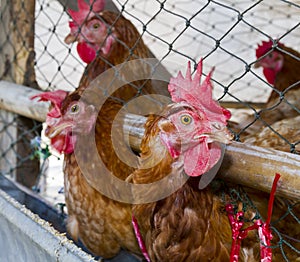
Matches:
[[226, 204, 244, 262], [226, 173, 281, 262], [132, 214, 151, 262], [258, 173, 281, 261]]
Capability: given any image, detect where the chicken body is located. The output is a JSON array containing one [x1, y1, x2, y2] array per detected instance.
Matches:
[[244, 115, 300, 153], [35, 6, 166, 258], [255, 41, 300, 125], [32, 91, 141, 257], [64, 153, 139, 257], [131, 116, 233, 261], [126, 62, 264, 261]]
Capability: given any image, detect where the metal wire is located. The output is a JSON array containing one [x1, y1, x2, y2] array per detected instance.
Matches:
[[0, 0, 299, 260]]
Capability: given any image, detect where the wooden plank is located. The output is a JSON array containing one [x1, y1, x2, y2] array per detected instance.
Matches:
[[220, 142, 300, 201], [1, 85, 300, 200], [0, 81, 48, 122], [123, 113, 300, 201]]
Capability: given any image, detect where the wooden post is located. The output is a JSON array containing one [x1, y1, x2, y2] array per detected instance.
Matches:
[[0, 0, 17, 177], [0, 0, 42, 188]]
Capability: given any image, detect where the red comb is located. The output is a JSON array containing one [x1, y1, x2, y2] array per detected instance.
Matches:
[[68, 0, 105, 26], [168, 60, 231, 124], [31, 90, 68, 118], [256, 40, 284, 58]]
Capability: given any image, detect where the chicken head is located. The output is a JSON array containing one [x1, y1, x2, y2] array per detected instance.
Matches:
[[158, 61, 232, 177], [255, 40, 284, 85], [32, 90, 97, 154], [64, 0, 116, 63]]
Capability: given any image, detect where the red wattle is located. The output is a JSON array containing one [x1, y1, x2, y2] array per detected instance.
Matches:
[[184, 141, 221, 177], [222, 108, 231, 119], [263, 68, 276, 85], [51, 134, 75, 154], [77, 42, 96, 64]]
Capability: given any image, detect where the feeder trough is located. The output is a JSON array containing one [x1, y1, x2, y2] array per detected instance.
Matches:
[[0, 175, 141, 262]]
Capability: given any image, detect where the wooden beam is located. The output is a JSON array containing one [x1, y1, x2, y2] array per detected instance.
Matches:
[[123, 114, 300, 201], [0, 81, 48, 122], [220, 142, 300, 201], [1, 85, 300, 200]]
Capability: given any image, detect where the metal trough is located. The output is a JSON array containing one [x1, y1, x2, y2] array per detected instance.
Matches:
[[0, 175, 141, 262]]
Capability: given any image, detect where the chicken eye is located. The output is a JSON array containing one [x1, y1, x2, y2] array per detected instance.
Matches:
[[93, 23, 100, 29], [180, 114, 192, 125], [70, 104, 80, 114]]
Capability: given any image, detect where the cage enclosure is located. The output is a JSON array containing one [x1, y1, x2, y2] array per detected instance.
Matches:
[[0, 0, 299, 261]]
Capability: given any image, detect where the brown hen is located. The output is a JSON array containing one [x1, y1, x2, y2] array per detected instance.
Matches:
[[244, 115, 300, 153], [232, 40, 300, 137], [32, 90, 141, 258], [57, 2, 171, 258], [129, 61, 264, 261], [32, 1, 168, 258], [129, 60, 300, 261]]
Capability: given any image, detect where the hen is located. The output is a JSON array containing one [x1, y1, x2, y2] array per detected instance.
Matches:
[[243, 115, 300, 153], [64, 0, 160, 99], [128, 61, 300, 262], [32, 89, 144, 258], [31, 0, 165, 259], [233, 40, 300, 137], [128, 61, 264, 261], [254, 40, 300, 123]]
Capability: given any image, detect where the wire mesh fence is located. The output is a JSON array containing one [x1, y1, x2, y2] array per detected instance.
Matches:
[[0, 0, 299, 260]]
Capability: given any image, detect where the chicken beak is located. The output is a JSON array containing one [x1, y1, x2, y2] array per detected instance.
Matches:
[[253, 61, 261, 68], [64, 33, 77, 44], [194, 128, 233, 145], [45, 123, 72, 138]]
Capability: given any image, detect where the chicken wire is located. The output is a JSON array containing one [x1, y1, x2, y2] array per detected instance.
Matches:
[[0, 0, 299, 261]]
